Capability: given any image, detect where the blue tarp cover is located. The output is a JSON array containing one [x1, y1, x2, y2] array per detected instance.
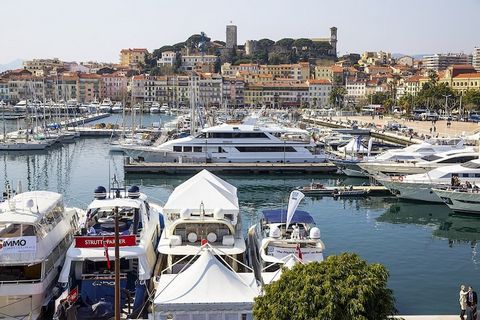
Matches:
[[262, 209, 315, 224]]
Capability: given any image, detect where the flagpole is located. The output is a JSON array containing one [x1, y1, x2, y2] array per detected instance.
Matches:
[[114, 206, 120, 320]]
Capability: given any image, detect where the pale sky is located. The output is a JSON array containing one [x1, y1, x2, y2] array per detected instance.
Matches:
[[0, 0, 479, 64]]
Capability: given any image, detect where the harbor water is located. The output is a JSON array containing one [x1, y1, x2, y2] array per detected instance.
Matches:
[[1, 114, 479, 315]]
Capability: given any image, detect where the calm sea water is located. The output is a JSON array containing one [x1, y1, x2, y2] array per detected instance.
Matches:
[[1, 114, 479, 315]]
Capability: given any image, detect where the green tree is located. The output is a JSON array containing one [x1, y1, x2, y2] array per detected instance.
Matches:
[[367, 92, 389, 105], [329, 86, 347, 106], [254, 253, 397, 320], [275, 38, 295, 49], [464, 89, 480, 109], [293, 38, 314, 49], [398, 94, 414, 114], [256, 38, 275, 50], [172, 42, 186, 52], [152, 45, 174, 59]]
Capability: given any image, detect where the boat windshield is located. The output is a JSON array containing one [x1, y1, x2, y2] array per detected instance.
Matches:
[[421, 154, 442, 162], [461, 161, 480, 169]]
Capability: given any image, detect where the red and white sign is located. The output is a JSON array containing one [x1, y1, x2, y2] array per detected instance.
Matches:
[[0, 236, 36, 254], [75, 235, 136, 248], [68, 287, 78, 303]]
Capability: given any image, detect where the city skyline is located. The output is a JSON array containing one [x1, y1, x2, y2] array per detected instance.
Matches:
[[0, 0, 479, 65]]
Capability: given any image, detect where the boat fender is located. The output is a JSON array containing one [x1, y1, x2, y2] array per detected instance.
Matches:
[[187, 232, 198, 243], [207, 232, 217, 243]]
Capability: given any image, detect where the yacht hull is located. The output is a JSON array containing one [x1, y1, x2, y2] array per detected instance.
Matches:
[[433, 188, 480, 214], [378, 179, 444, 203]]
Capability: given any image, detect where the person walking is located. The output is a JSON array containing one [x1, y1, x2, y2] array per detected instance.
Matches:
[[466, 286, 477, 320], [460, 285, 468, 319]]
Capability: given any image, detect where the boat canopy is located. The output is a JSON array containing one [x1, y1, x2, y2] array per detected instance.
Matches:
[[163, 170, 239, 215], [154, 249, 259, 313], [0, 191, 63, 224], [262, 209, 315, 225]]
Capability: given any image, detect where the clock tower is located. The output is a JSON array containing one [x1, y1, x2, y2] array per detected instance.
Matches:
[[330, 27, 338, 57]]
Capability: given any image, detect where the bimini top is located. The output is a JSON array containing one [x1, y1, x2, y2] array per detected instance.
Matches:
[[262, 209, 315, 225]]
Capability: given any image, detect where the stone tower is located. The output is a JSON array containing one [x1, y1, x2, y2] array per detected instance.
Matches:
[[226, 24, 237, 49], [330, 27, 338, 57]]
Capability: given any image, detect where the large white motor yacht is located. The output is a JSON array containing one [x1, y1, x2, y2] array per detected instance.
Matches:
[[358, 148, 478, 176], [376, 159, 480, 202], [433, 187, 480, 214], [157, 170, 246, 274], [99, 98, 113, 113], [56, 184, 162, 319], [123, 123, 325, 163], [0, 190, 83, 320], [358, 138, 466, 176]]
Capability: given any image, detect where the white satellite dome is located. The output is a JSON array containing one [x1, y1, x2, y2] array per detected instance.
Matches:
[[309, 227, 321, 239], [269, 226, 281, 238]]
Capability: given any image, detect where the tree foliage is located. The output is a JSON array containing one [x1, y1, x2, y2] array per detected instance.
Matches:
[[253, 253, 397, 320], [256, 38, 275, 50], [329, 87, 347, 106], [367, 92, 390, 105], [293, 38, 314, 49], [276, 38, 295, 49], [464, 89, 480, 108]]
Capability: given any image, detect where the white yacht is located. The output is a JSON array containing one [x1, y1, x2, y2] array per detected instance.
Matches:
[[0, 189, 84, 320], [56, 184, 162, 319], [433, 187, 480, 214], [358, 148, 478, 176], [358, 138, 466, 176], [99, 98, 113, 113], [123, 123, 325, 163], [157, 170, 246, 273], [149, 102, 160, 114], [159, 103, 169, 113], [87, 98, 100, 114], [376, 159, 480, 202], [247, 191, 325, 273], [111, 102, 123, 113], [13, 100, 28, 112]]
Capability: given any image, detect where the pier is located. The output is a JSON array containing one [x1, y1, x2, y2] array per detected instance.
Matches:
[[303, 116, 423, 146], [124, 161, 338, 174]]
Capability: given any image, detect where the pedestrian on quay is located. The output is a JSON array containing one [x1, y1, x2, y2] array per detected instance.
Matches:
[[434, 126, 436, 132], [466, 286, 477, 320], [430, 127, 433, 134], [460, 285, 468, 319]]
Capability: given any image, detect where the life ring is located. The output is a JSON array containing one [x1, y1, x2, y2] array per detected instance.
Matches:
[[398, 176, 403, 182]]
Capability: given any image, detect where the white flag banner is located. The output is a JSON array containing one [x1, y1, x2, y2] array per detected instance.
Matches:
[[286, 190, 305, 230]]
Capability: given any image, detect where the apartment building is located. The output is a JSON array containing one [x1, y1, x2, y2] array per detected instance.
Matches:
[[120, 48, 148, 68], [307, 79, 332, 107], [422, 53, 472, 71]]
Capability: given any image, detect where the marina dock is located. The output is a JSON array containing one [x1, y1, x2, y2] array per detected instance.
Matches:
[[124, 161, 338, 174], [303, 116, 423, 146]]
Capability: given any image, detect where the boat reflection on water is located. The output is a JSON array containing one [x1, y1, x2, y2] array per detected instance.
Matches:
[[377, 201, 480, 244]]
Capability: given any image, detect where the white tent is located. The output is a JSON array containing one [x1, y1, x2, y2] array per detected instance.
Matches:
[[153, 249, 259, 318], [163, 170, 239, 216], [337, 137, 369, 155]]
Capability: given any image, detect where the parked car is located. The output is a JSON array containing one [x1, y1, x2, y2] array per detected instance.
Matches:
[[468, 114, 480, 123], [421, 112, 439, 121]]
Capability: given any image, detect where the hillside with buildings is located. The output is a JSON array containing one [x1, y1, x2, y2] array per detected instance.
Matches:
[[0, 24, 479, 112]]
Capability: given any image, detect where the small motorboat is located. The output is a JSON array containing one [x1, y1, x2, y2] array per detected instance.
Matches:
[[332, 187, 369, 197], [297, 183, 334, 195]]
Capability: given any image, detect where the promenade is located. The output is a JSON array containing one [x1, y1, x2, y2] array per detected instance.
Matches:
[[332, 115, 480, 138]]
